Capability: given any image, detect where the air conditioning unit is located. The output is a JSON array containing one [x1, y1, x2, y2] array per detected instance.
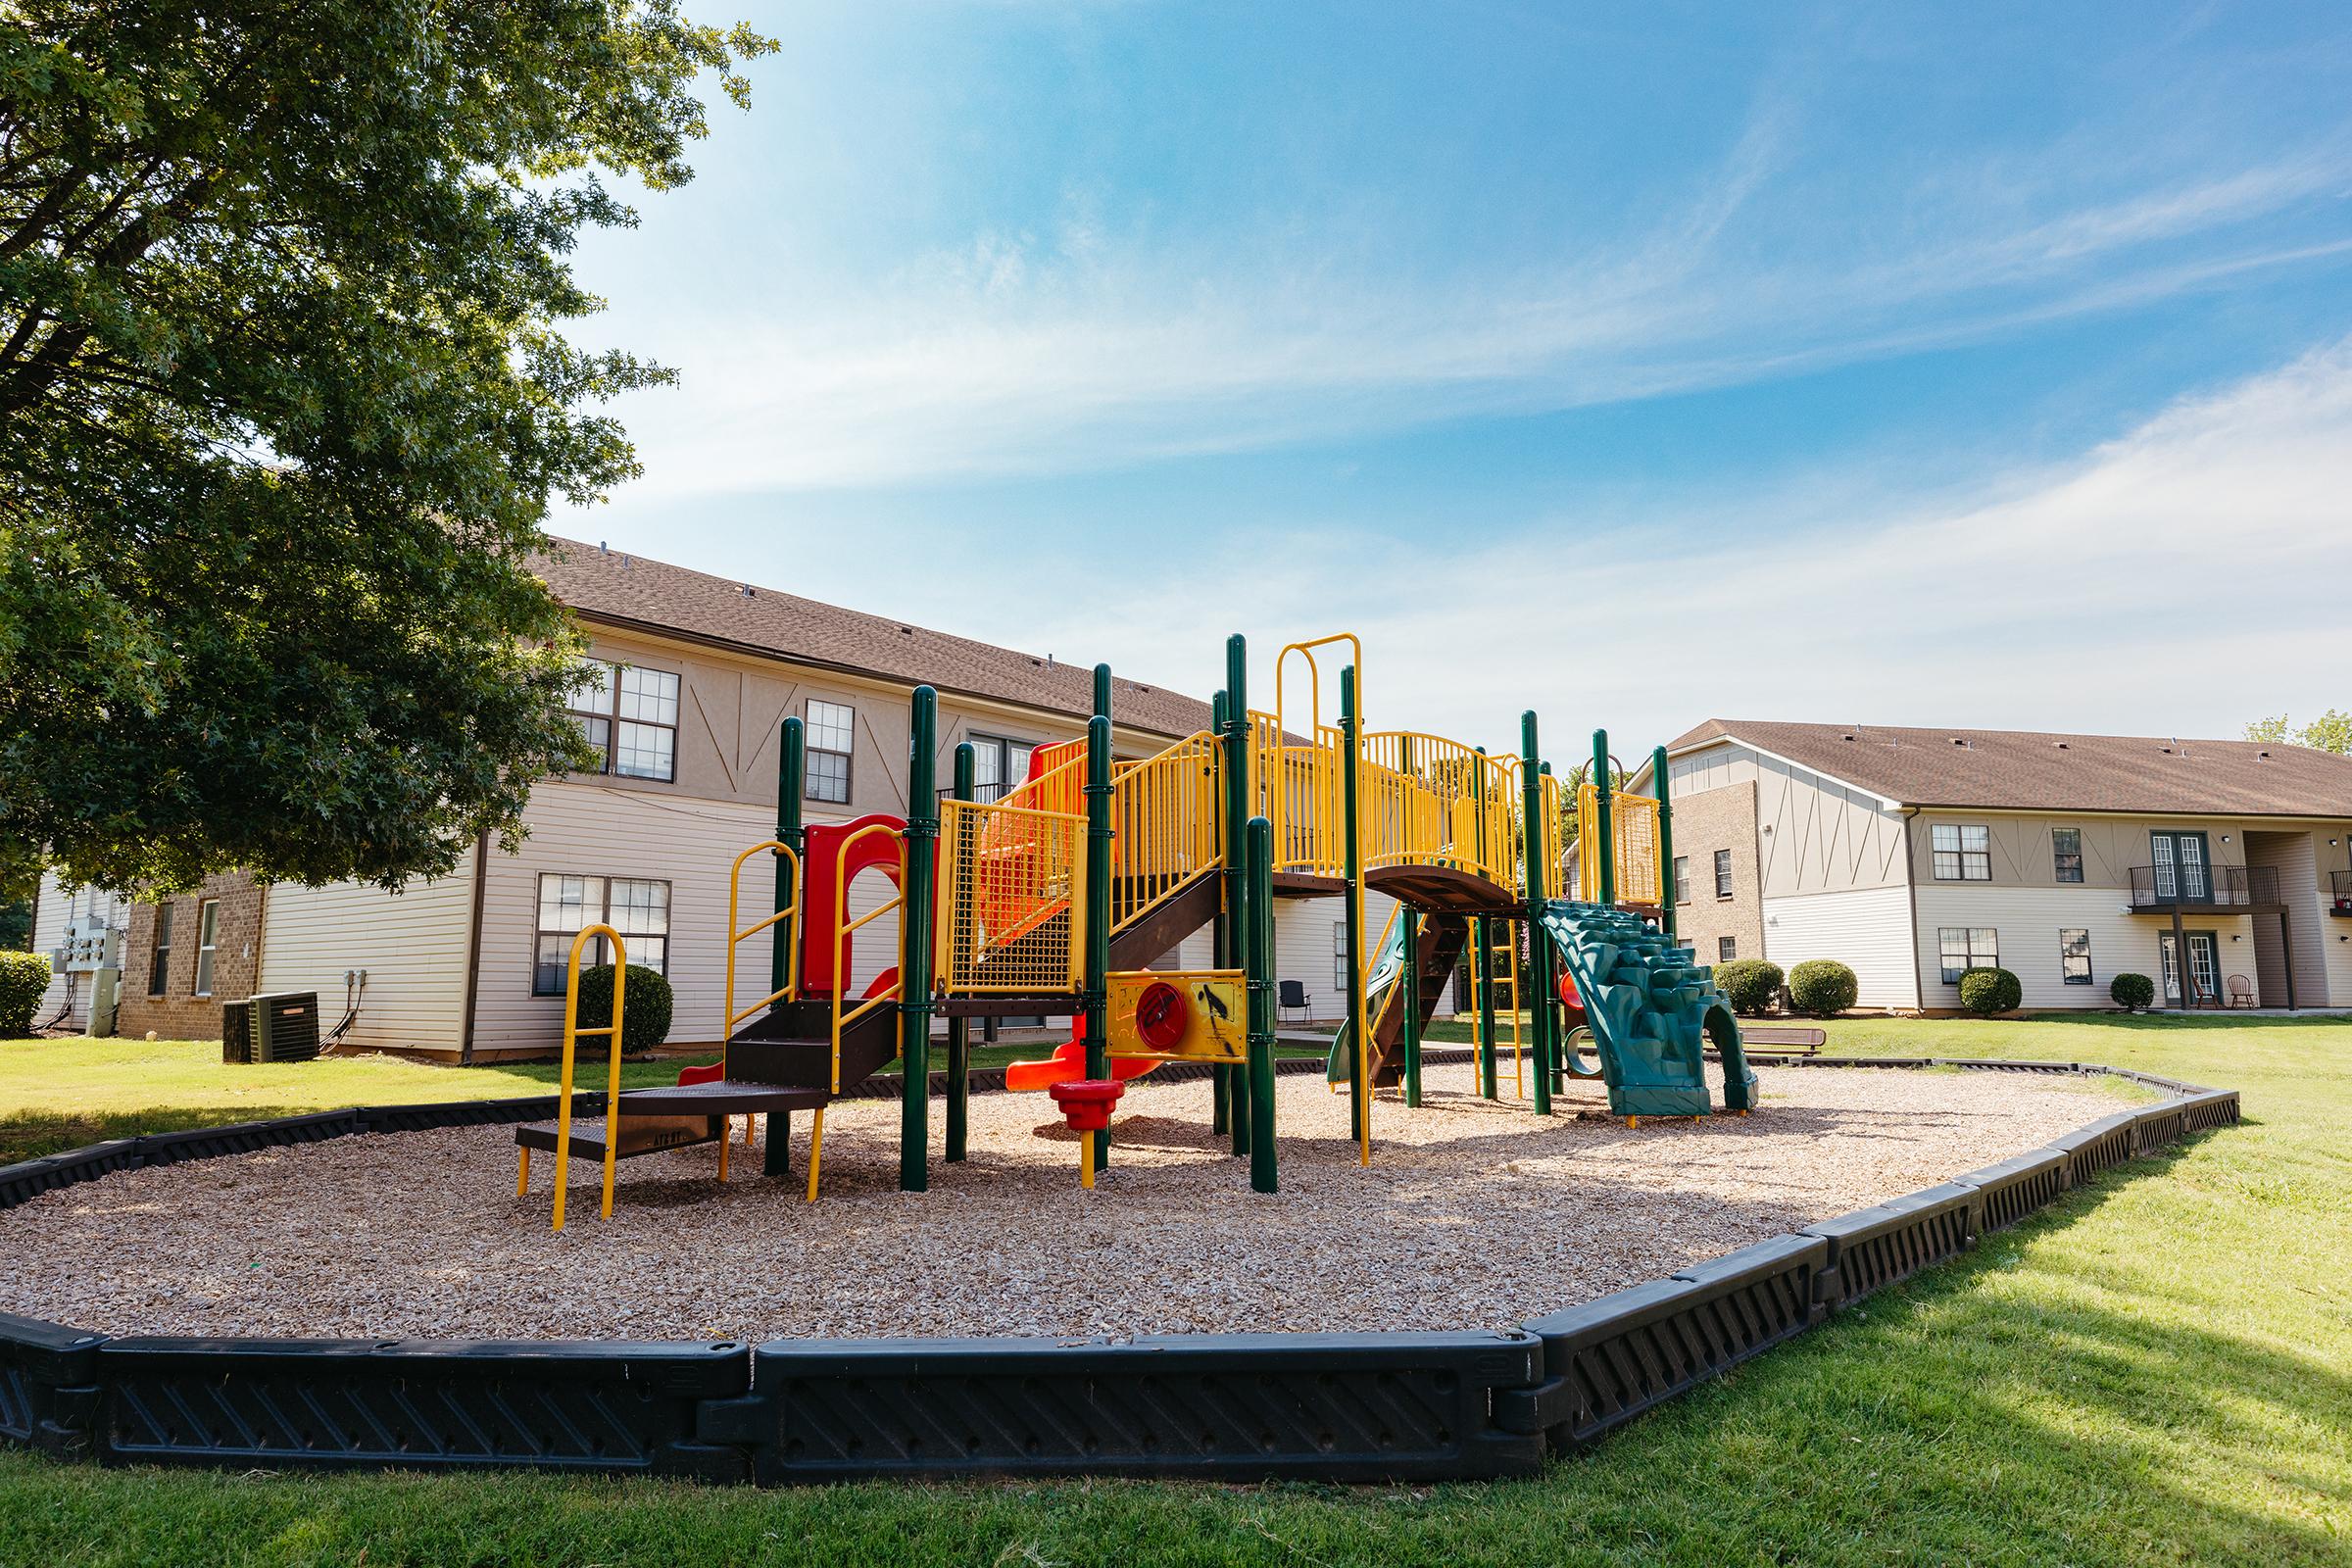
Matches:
[[250, 992, 321, 1062], [221, 999, 255, 1063]]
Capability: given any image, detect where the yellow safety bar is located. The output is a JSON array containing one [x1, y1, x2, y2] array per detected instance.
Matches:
[[722, 840, 802, 1051], [1274, 633, 1369, 1167], [1108, 729, 1223, 932], [549, 925, 626, 1232], [808, 822, 907, 1203], [1360, 732, 1519, 887]]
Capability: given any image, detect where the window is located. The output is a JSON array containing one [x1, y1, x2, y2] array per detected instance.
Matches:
[[565, 660, 679, 782], [193, 900, 220, 998], [2052, 827, 2083, 883], [147, 903, 174, 997], [967, 733, 1036, 804], [1333, 921, 1348, 992], [1718, 936, 1737, 962], [1713, 849, 1734, 899], [806, 700, 855, 805], [2060, 928, 2091, 985], [533, 875, 671, 995], [1673, 856, 1690, 905], [1937, 926, 1999, 984], [1932, 823, 1991, 881]]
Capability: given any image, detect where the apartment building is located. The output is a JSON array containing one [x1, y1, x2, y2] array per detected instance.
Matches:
[[30, 538, 1390, 1054], [1644, 720, 2352, 1011]]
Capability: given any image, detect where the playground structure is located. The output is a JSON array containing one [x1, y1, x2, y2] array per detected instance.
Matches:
[[516, 631, 1754, 1224]]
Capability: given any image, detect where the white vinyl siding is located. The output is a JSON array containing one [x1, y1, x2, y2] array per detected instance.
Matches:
[[1912, 883, 2256, 1009], [1758, 884, 1920, 1009], [257, 852, 477, 1054]]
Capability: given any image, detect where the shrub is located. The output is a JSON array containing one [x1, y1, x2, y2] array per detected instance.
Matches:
[[572, 962, 674, 1055], [1957, 966, 2023, 1017], [2110, 972, 2156, 1012], [1787, 959, 1858, 1017], [1712, 958, 1784, 1016], [0, 950, 52, 1038]]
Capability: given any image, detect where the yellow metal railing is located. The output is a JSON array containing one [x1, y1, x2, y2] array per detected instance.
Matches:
[[938, 797, 1086, 993], [992, 736, 1085, 816], [827, 822, 906, 1093], [546, 924, 625, 1232], [1359, 731, 1519, 888], [722, 840, 802, 1054], [1577, 784, 1664, 905], [1109, 729, 1223, 931]]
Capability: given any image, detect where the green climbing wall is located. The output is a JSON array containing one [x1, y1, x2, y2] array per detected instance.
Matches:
[[1539, 900, 1756, 1119]]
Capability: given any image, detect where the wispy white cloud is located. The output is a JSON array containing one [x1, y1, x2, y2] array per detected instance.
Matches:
[[605, 125, 2352, 496], [829, 335, 2352, 749]]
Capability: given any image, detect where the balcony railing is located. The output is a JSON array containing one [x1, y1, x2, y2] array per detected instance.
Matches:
[[2331, 869, 2352, 916], [2128, 863, 2278, 908]]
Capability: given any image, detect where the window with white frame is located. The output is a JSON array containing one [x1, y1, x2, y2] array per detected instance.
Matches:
[[1713, 849, 1734, 899], [1672, 856, 1690, 905], [1718, 935, 1737, 962], [533, 875, 671, 996], [2052, 826, 2084, 883], [1937, 926, 1998, 983], [565, 660, 679, 782], [2060, 927, 2092, 985], [1333, 920, 1348, 992], [966, 733, 1036, 804], [1932, 823, 1991, 881], [193, 900, 220, 998], [806, 700, 855, 805]]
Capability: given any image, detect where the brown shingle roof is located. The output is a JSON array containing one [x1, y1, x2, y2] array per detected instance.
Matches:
[[1664, 719, 2352, 817], [534, 536, 1211, 738]]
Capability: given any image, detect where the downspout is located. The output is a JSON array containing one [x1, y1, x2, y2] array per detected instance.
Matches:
[[459, 829, 490, 1064], [1900, 807, 1924, 1013]]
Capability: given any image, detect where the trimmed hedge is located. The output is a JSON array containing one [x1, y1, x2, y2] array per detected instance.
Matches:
[[2111, 972, 2155, 1012], [0, 950, 51, 1038], [573, 962, 675, 1054], [1712, 959, 1784, 1016], [1957, 966, 2023, 1017], [1787, 959, 1858, 1018]]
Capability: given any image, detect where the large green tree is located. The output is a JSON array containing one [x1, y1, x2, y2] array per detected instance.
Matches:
[[2245, 710, 2352, 755], [0, 1, 770, 898]]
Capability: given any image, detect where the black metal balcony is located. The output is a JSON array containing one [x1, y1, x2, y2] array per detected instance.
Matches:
[[2128, 863, 2278, 909], [2331, 869, 2352, 916]]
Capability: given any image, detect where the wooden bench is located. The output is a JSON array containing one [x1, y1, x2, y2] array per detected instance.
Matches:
[[1739, 1025, 1827, 1055]]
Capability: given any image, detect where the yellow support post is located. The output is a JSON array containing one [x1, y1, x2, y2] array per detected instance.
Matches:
[[551, 924, 626, 1232], [804, 1107, 825, 1203]]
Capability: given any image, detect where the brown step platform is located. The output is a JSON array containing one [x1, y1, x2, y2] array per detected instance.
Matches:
[[514, 1082, 825, 1161]]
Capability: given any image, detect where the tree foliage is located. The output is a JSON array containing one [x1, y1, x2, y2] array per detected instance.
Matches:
[[2244, 711, 2351, 755], [0, 1, 773, 898]]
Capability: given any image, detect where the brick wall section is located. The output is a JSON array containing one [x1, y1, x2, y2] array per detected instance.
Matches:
[[1669, 782, 1765, 967], [117, 873, 267, 1040]]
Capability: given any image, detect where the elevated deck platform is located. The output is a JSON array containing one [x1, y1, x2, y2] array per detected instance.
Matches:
[[1364, 863, 1522, 916]]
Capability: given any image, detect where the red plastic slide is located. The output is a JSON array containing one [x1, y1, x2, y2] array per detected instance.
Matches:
[[1004, 1014, 1160, 1092]]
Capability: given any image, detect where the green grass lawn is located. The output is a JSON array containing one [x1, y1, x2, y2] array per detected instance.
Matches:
[[3, 1013, 2348, 1566]]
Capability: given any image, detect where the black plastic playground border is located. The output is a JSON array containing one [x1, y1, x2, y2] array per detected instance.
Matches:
[[0, 1058, 2238, 1483]]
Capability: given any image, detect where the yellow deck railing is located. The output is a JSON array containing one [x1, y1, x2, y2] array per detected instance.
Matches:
[[937, 797, 1086, 993], [1577, 784, 1663, 906], [1109, 729, 1223, 931], [546, 924, 626, 1232], [1359, 731, 1520, 889]]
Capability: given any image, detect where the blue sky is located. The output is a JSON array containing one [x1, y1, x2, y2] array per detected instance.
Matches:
[[564, 1, 2352, 752]]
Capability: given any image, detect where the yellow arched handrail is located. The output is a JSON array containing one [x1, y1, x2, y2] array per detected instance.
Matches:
[[552, 924, 626, 1232], [828, 821, 908, 1095], [723, 840, 803, 1062]]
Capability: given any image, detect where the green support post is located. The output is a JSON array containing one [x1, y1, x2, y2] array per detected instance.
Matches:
[[1653, 744, 1676, 944], [1340, 665, 1366, 1150], [1222, 635, 1252, 1159], [1401, 907, 1423, 1106], [1474, 748, 1496, 1100], [899, 687, 940, 1193], [765, 715, 806, 1178], [945, 741, 975, 1163], [1246, 814, 1278, 1193], [1209, 688, 1233, 1139], [1083, 667, 1114, 1177], [1542, 760, 1564, 1095], [1520, 710, 1552, 1116], [1592, 728, 1615, 908]]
